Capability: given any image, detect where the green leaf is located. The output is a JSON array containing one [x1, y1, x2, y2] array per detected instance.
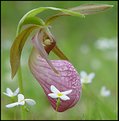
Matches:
[[45, 4, 113, 25], [45, 13, 69, 25], [10, 25, 39, 79], [17, 7, 85, 34], [17, 17, 45, 34]]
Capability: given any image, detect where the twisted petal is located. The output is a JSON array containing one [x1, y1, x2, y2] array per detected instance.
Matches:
[[32, 31, 58, 74]]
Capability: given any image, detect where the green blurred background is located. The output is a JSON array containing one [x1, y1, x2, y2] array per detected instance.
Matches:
[[1, 1, 118, 120]]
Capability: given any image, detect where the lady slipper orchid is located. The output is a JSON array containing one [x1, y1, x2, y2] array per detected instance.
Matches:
[[10, 5, 112, 113], [28, 28, 81, 112]]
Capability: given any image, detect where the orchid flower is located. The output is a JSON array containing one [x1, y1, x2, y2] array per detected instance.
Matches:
[[100, 86, 111, 97], [3, 88, 19, 97], [80, 71, 95, 84], [28, 29, 82, 112], [6, 94, 36, 108], [10, 6, 112, 112]]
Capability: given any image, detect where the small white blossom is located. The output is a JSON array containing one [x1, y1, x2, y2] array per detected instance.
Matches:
[[80, 71, 95, 84], [100, 86, 111, 97], [3, 88, 19, 97], [48, 85, 72, 101], [95, 38, 116, 50], [6, 94, 36, 108]]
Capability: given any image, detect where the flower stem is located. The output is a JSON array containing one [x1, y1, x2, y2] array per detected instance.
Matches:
[[55, 98, 60, 120], [18, 65, 23, 94], [11, 97, 16, 120], [56, 98, 60, 111], [16, 29, 25, 120], [18, 64, 25, 120], [83, 85, 116, 118], [21, 106, 26, 120]]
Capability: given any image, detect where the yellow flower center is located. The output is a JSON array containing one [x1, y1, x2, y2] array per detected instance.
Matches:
[[84, 76, 88, 82], [57, 93, 63, 97]]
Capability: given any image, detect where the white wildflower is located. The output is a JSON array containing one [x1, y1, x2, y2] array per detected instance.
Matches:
[[100, 86, 111, 97], [80, 71, 95, 84], [3, 88, 19, 97], [6, 94, 36, 108], [48, 85, 72, 101]]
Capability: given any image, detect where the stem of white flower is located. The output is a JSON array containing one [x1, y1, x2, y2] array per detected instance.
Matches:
[[56, 97, 60, 111], [55, 98, 60, 120]]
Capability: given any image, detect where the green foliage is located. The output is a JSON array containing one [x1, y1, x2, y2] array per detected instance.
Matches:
[[17, 6, 85, 34], [17, 17, 45, 34], [10, 25, 39, 78], [11, 4, 113, 79]]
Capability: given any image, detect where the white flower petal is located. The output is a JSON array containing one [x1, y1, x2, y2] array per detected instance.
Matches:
[[50, 85, 60, 93], [48, 93, 58, 98], [61, 90, 72, 95], [101, 86, 106, 94], [6, 102, 19, 108], [81, 77, 90, 84], [60, 95, 70, 101], [3, 92, 11, 97], [25, 99, 36, 106], [81, 78, 85, 83], [80, 71, 95, 84], [88, 73, 95, 80], [6, 88, 13, 96], [80, 71, 87, 78], [100, 86, 111, 97], [102, 91, 110, 97], [13, 88, 19, 96], [18, 100, 25, 105], [18, 94, 24, 102], [85, 78, 92, 83]]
